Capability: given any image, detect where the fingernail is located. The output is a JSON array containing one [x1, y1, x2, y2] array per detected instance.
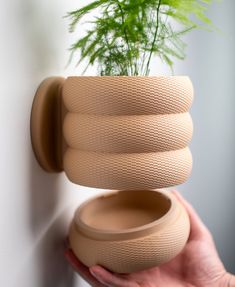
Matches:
[[90, 269, 104, 284]]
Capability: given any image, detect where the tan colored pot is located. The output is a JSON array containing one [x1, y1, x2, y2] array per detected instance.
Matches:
[[69, 189, 190, 273], [31, 76, 193, 187], [31, 76, 194, 273], [62, 76, 193, 190]]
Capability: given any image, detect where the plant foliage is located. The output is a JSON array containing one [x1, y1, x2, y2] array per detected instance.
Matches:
[[67, 0, 213, 75]]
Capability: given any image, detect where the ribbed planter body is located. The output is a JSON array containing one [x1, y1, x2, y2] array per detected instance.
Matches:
[[62, 76, 193, 190]]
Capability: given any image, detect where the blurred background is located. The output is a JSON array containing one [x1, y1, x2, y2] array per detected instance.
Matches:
[[0, 0, 234, 286]]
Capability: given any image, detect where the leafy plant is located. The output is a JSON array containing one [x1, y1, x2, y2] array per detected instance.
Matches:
[[67, 0, 213, 76]]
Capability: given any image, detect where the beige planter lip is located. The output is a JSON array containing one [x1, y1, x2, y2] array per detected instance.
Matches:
[[74, 190, 179, 241], [63, 76, 193, 116]]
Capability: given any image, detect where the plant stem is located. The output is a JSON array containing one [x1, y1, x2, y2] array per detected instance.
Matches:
[[117, 1, 133, 75], [145, 0, 161, 75]]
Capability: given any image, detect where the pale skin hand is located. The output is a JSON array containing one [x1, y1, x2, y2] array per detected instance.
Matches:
[[65, 191, 235, 287]]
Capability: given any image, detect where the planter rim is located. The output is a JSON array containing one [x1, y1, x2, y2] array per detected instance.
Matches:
[[74, 190, 179, 241]]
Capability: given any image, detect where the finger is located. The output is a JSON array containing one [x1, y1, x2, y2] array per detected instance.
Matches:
[[90, 266, 139, 287], [64, 249, 104, 287], [172, 190, 211, 240]]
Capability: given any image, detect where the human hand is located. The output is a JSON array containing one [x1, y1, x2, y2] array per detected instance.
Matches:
[[65, 191, 235, 287]]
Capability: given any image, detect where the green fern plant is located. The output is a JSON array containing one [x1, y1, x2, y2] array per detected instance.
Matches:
[[67, 0, 213, 76]]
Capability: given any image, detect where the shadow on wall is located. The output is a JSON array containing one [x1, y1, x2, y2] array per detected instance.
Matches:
[[16, 0, 77, 285], [29, 155, 75, 287], [29, 158, 74, 285]]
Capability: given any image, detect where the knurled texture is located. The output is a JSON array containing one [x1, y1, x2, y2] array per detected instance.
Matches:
[[63, 76, 193, 115], [69, 202, 190, 273], [63, 112, 193, 153], [64, 147, 192, 190]]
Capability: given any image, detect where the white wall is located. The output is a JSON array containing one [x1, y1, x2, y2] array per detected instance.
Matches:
[[175, 0, 235, 274], [0, 1, 234, 287], [0, 1, 99, 286]]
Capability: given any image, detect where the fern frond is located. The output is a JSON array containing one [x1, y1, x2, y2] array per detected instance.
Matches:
[[67, 0, 215, 75]]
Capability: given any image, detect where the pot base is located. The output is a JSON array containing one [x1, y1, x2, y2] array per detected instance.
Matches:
[[30, 77, 65, 172]]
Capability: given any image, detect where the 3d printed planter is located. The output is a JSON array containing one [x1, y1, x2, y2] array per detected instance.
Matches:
[[69, 189, 190, 273], [31, 76, 193, 273]]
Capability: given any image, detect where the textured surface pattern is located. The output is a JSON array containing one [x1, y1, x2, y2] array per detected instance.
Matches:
[[63, 113, 193, 153], [64, 147, 192, 190], [62, 76, 193, 189], [69, 201, 190, 273], [63, 76, 193, 115]]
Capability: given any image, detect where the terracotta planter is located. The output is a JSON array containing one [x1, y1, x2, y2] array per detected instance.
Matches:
[[69, 189, 190, 273]]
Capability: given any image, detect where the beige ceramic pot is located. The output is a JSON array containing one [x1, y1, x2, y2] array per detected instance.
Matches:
[[31, 76, 193, 188], [31, 75, 194, 274], [62, 76, 193, 190], [69, 189, 190, 273]]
